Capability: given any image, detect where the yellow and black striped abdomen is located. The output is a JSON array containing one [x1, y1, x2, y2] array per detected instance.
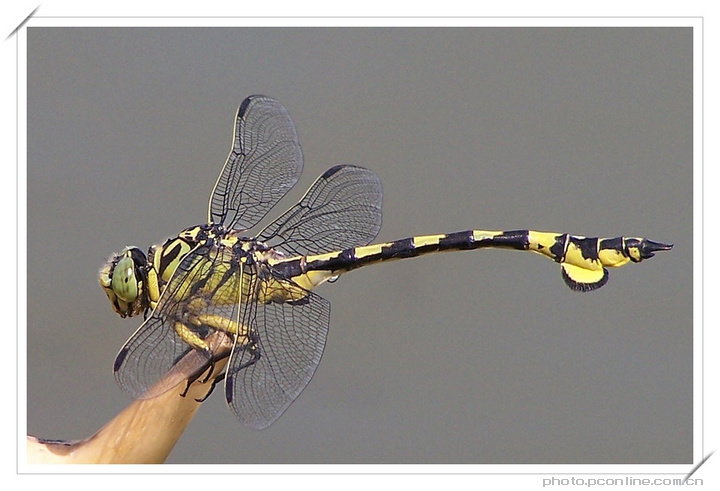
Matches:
[[269, 229, 672, 293]]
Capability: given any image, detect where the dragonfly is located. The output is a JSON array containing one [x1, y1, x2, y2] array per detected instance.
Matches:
[[100, 95, 672, 429]]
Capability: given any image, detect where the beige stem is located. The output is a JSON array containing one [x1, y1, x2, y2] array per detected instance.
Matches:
[[27, 332, 234, 464]]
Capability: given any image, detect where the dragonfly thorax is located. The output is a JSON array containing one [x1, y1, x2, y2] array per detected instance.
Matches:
[[99, 222, 284, 319]]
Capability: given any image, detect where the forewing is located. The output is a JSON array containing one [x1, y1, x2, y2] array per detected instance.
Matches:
[[114, 240, 240, 400], [225, 273, 331, 429], [209, 95, 303, 231], [256, 164, 383, 256]]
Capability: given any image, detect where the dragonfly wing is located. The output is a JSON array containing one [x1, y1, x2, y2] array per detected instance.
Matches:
[[256, 164, 383, 256], [209, 95, 303, 231], [224, 273, 331, 429], [114, 240, 240, 400]]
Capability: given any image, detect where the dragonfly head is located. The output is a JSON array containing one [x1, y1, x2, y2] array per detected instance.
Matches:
[[99, 246, 150, 318]]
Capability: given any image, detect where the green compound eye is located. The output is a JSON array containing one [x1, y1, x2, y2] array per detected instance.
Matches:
[[111, 255, 138, 302]]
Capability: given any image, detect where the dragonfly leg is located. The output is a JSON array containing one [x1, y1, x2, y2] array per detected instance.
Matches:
[[179, 358, 216, 398], [194, 371, 226, 403], [173, 320, 211, 351], [188, 312, 248, 337], [236, 343, 261, 372]]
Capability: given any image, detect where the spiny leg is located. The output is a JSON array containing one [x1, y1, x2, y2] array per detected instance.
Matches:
[[181, 330, 261, 403], [236, 343, 261, 371], [180, 356, 216, 398], [194, 370, 226, 403], [172, 314, 231, 398]]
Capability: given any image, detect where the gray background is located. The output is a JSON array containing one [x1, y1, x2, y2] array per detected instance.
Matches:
[[26, 27, 692, 464]]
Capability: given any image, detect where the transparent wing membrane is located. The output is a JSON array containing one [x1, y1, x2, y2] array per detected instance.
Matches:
[[114, 241, 242, 399], [257, 164, 383, 256], [225, 271, 330, 429], [209, 95, 303, 231]]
